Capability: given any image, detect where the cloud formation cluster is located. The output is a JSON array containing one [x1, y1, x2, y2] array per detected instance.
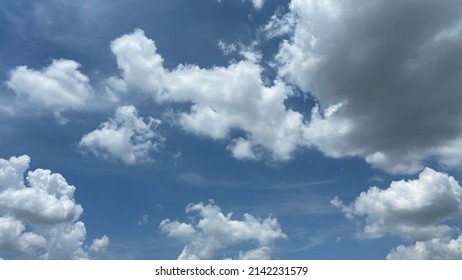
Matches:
[[160, 202, 286, 259], [0, 155, 108, 259], [109, 29, 307, 162], [332, 168, 462, 259], [3, 0, 462, 173]]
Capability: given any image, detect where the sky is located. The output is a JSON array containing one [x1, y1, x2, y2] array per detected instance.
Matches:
[[1, 0, 462, 260]]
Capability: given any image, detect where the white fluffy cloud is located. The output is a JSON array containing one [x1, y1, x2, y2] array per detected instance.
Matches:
[[273, 0, 462, 174], [159, 202, 286, 260], [79, 105, 164, 165], [89, 235, 110, 253], [333, 168, 462, 259], [6, 59, 92, 114], [387, 235, 462, 260], [0, 155, 108, 259], [108, 29, 308, 162], [332, 168, 462, 241]]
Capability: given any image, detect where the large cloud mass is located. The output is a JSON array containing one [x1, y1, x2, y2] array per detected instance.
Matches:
[[273, 0, 462, 173], [160, 202, 286, 259], [0, 155, 108, 259]]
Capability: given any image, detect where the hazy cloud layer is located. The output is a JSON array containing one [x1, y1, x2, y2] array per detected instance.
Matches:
[[0, 155, 108, 259], [160, 202, 286, 259]]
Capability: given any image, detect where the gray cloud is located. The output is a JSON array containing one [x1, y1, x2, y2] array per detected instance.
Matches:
[[275, 0, 462, 173]]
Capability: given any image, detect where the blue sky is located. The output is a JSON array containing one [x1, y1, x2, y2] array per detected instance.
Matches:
[[1, 0, 462, 260]]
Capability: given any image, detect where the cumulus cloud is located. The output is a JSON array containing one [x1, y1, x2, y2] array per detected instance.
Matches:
[[0, 155, 108, 259], [6, 59, 92, 117], [108, 29, 308, 162], [332, 168, 462, 241], [333, 168, 462, 259], [159, 202, 286, 260], [89, 235, 109, 253], [274, 0, 462, 174], [79, 105, 164, 165], [387, 235, 462, 260], [263, 6, 296, 39]]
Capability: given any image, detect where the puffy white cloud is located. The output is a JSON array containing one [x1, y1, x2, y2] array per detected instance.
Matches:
[[274, 0, 462, 174], [332, 168, 462, 241], [109, 29, 308, 162], [160, 202, 286, 260], [79, 105, 164, 164], [6, 59, 92, 114], [263, 6, 297, 39], [89, 235, 109, 253], [0, 155, 108, 259], [387, 235, 462, 260], [110, 30, 167, 103]]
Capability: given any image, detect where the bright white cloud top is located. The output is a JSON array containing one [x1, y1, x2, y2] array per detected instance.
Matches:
[[160, 202, 286, 260], [79, 105, 164, 165], [0, 155, 108, 259]]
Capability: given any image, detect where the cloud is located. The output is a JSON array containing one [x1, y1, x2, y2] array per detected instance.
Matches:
[[0, 168, 83, 224], [0, 155, 108, 259], [6, 59, 92, 115], [79, 105, 165, 165], [138, 214, 149, 226], [217, 0, 265, 10], [387, 235, 462, 260], [159, 202, 286, 259], [109, 29, 308, 162], [263, 6, 296, 39], [248, 0, 265, 10], [333, 167, 462, 259], [332, 168, 462, 241], [89, 235, 109, 253], [274, 0, 462, 174]]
